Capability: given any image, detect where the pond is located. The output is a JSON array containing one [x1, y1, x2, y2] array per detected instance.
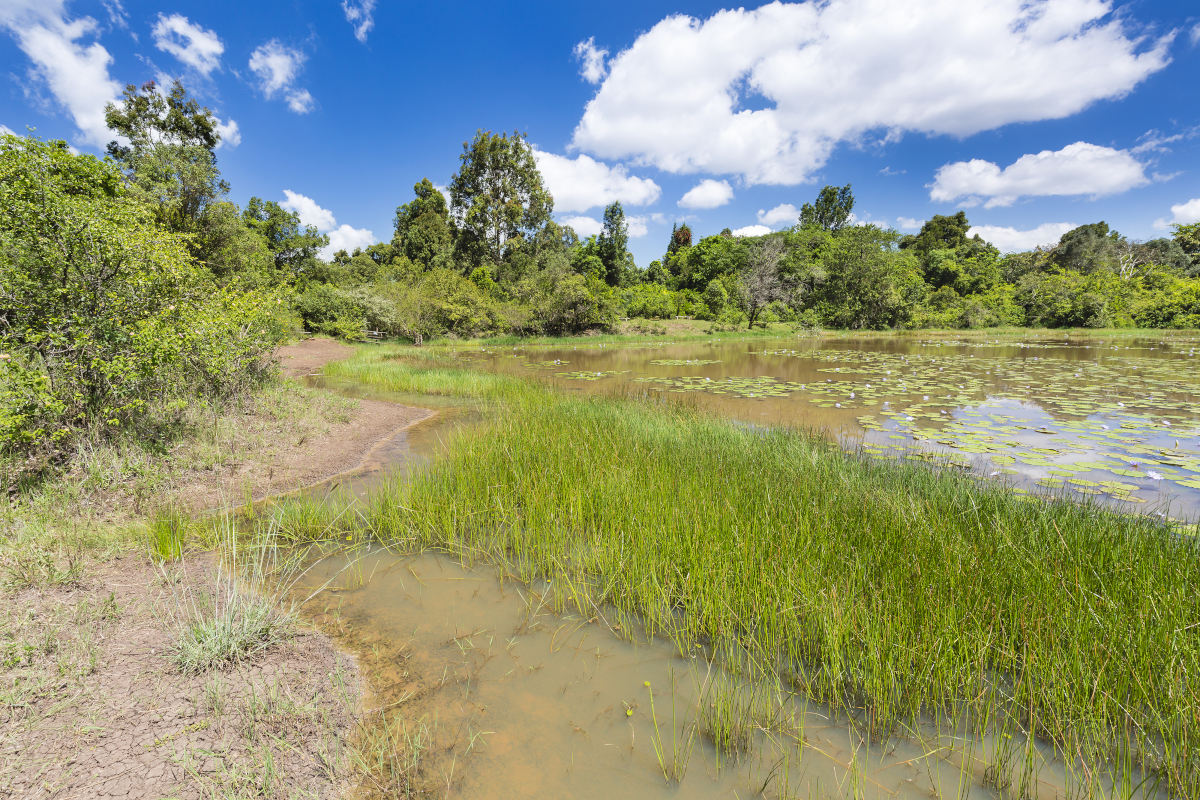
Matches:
[[464, 333, 1200, 522]]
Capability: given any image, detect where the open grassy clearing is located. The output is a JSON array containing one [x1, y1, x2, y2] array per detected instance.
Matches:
[[266, 344, 1200, 797]]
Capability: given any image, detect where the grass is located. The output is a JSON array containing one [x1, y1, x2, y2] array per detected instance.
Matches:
[[259, 345, 1200, 797]]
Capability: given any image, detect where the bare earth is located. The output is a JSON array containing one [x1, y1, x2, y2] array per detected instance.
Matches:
[[1, 337, 434, 798], [0, 555, 361, 799]]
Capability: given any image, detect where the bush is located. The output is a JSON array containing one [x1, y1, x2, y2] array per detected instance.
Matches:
[[0, 134, 285, 481], [622, 283, 676, 319]]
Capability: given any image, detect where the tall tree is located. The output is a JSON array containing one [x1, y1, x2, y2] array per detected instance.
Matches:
[[1051, 222, 1123, 274], [597, 201, 631, 286], [741, 236, 793, 328], [104, 80, 226, 235], [1173, 222, 1200, 275], [449, 130, 553, 269], [242, 198, 328, 278], [393, 178, 453, 269], [799, 184, 854, 231], [900, 212, 971, 255]]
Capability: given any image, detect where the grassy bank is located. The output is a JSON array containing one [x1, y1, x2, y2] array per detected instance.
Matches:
[[274, 345, 1199, 796]]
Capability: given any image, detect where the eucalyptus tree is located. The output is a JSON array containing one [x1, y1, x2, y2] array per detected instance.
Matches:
[[449, 130, 553, 272]]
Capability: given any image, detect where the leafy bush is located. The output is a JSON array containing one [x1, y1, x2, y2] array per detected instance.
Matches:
[[0, 134, 286, 481], [622, 283, 676, 319]]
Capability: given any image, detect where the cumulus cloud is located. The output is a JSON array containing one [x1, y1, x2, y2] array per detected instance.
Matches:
[[574, 37, 609, 84], [969, 222, 1076, 253], [326, 224, 376, 256], [152, 13, 223, 75], [573, 0, 1170, 185], [534, 149, 660, 213], [626, 213, 665, 238], [0, 124, 15, 137], [679, 179, 733, 209], [1153, 198, 1200, 230], [280, 190, 374, 259], [896, 216, 923, 231], [342, 0, 377, 43], [214, 117, 240, 148], [757, 203, 799, 227], [281, 189, 336, 230], [249, 40, 314, 113], [562, 215, 604, 237], [732, 224, 771, 237], [0, 0, 123, 147], [930, 142, 1148, 208]]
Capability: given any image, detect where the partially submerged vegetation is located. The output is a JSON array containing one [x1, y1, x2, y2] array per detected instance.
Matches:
[[261, 346, 1200, 797]]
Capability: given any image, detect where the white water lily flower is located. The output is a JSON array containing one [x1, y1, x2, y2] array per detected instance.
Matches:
[[1147, 471, 1163, 480]]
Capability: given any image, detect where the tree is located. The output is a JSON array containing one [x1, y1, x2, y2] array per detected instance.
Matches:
[[741, 236, 793, 328], [449, 130, 553, 269], [393, 179, 453, 270], [104, 80, 227, 236], [900, 212, 971, 255], [1171, 222, 1200, 275], [812, 226, 925, 329], [1051, 222, 1122, 273], [667, 223, 692, 255], [799, 184, 854, 231], [597, 201, 631, 286], [242, 197, 328, 278]]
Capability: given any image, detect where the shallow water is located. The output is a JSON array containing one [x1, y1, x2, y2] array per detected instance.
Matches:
[[460, 333, 1200, 520], [297, 548, 1164, 800]]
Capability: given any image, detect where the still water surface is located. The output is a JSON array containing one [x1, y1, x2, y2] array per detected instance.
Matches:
[[463, 333, 1200, 521]]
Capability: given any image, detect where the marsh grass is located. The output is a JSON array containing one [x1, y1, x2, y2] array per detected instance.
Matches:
[[263, 347, 1200, 796]]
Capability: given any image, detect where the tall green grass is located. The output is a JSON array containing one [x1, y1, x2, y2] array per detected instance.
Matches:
[[276, 348, 1200, 796]]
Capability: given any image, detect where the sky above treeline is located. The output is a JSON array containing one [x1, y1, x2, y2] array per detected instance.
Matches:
[[1, 0, 1198, 266]]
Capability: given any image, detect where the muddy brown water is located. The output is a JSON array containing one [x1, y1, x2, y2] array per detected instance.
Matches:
[[296, 549, 1163, 800], [286, 335, 1188, 798]]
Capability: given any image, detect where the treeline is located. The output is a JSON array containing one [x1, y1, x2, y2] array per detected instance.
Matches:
[[5, 80, 1200, 479]]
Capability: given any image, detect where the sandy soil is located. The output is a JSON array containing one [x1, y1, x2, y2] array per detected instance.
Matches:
[[1, 337, 438, 799], [0, 556, 361, 799], [176, 338, 434, 511]]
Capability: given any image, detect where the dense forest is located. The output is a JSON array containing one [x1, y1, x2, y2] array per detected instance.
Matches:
[[3, 81, 1200, 480]]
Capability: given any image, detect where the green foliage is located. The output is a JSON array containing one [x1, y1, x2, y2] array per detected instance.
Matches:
[[0, 134, 286, 481], [798, 184, 854, 231], [393, 179, 454, 270], [449, 130, 553, 269], [622, 283, 677, 319], [598, 201, 632, 286], [243, 197, 328, 279], [811, 226, 924, 329], [1172, 222, 1200, 275]]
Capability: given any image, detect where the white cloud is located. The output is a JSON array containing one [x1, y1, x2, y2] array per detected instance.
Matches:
[[757, 203, 799, 227], [341, 0, 377, 43], [249, 40, 313, 113], [280, 190, 375, 259], [561, 215, 604, 237], [1153, 198, 1200, 230], [896, 216, 922, 231], [930, 142, 1148, 208], [214, 117, 240, 148], [534, 149, 660, 213], [286, 89, 314, 113], [152, 13, 223, 75], [574, 37, 608, 84], [0, 124, 15, 137], [0, 1, 123, 148], [101, 0, 127, 29], [281, 189, 336, 230], [879, 166, 906, 176], [1191, 23, 1200, 47], [325, 224, 375, 257], [969, 222, 1077, 253], [732, 224, 771, 237], [572, 0, 1171, 185], [679, 179, 733, 209], [626, 213, 664, 238]]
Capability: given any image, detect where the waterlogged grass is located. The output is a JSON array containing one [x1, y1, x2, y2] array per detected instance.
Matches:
[[282, 348, 1200, 795]]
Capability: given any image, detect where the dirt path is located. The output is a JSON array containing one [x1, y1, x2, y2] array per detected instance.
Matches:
[[175, 338, 435, 511]]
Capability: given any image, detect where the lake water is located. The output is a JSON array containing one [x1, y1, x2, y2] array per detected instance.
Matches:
[[460, 333, 1200, 522]]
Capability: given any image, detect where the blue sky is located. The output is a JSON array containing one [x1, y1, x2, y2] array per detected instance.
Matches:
[[1, 0, 1198, 266]]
